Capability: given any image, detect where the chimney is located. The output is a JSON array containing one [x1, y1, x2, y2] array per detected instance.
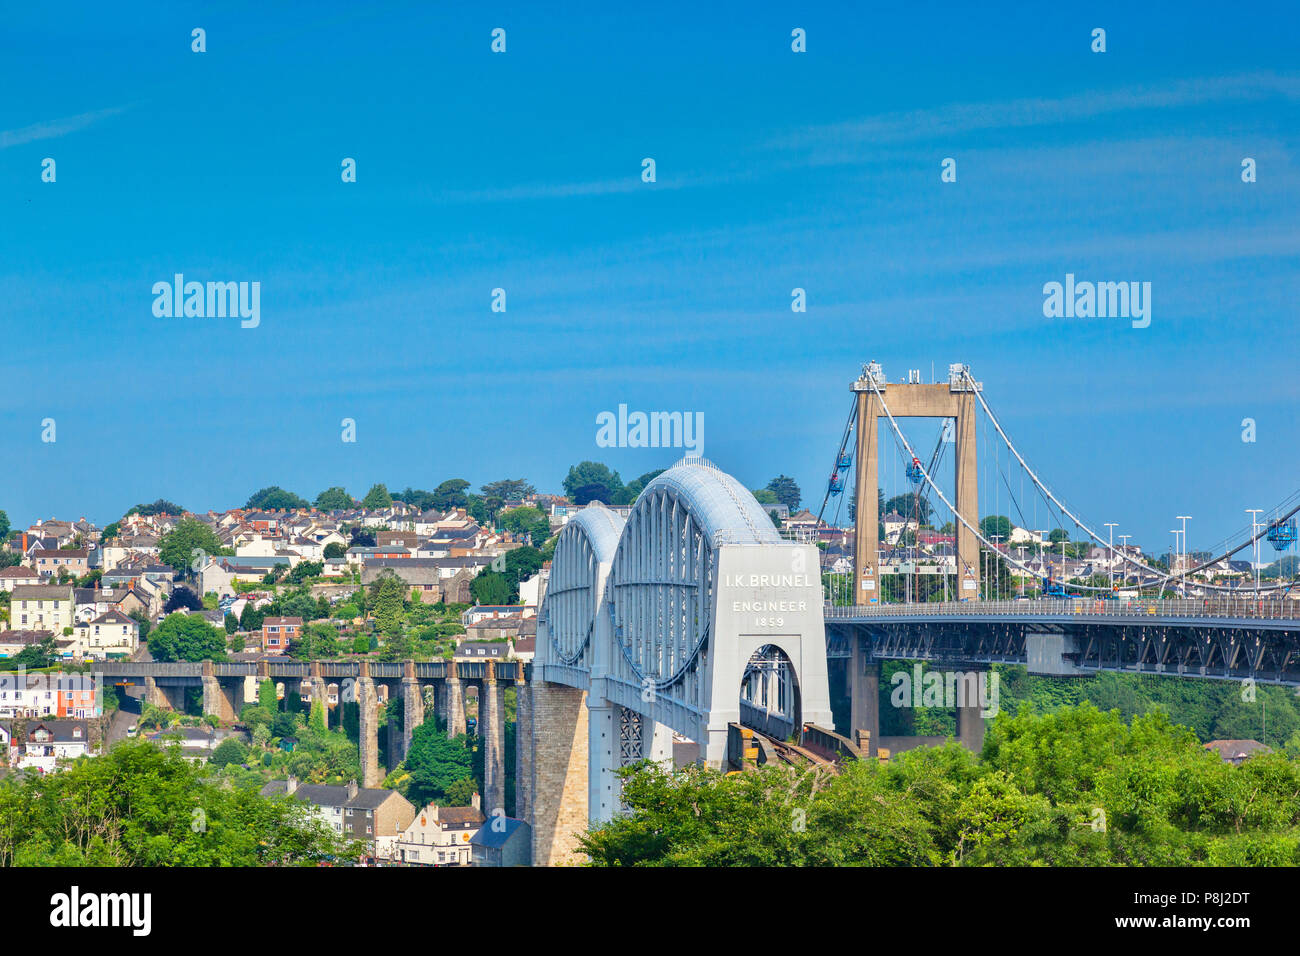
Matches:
[[471, 791, 481, 811], [286, 775, 298, 795], [347, 779, 359, 800]]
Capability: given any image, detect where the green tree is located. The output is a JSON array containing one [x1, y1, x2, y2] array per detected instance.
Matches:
[[562, 462, 624, 505], [209, 737, 249, 768], [323, 542, 347, 559], [430, 479, 471, 510], [147, 613, 227, 662], [10, 635, 58, 669], [0, 511, 9, 541], [392, 488, 436, 510], [766, 475, 801, 511], [370, 574, 406, 632], [480, 479, 535, 502], [158, 518, 227, 575], [500, 506, 551, 545], [288, 560, 324, 584], [443, 777, 479, 806], [504, 546, 544, 591], [0, 741, 359, 866], [362, 484, 393, 509], [239, 601, 265, 633], [313, 487, 354, 510], [127, 499, 184, 517], [290, 622, 340, 661], [308, 700, 328, 734], [623, 470, 666, 503], [884, 493, 933, 526], [245, 486, 309, 510], [258, 680, 278, 711], [403, 720, 476, 806], [470, 571, 512, 606], [980, 516, 1013, 542]]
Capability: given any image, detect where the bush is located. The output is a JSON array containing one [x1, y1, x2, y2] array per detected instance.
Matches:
[[209, 737, 248, 768]]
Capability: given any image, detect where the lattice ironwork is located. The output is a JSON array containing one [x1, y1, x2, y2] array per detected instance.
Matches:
[[618, 707, 644, 764]]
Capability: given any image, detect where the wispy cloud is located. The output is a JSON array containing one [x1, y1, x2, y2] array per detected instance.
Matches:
[[433, 172, 725, 204], [0, 105, 128, 150], [773, 72, 1300, 150]]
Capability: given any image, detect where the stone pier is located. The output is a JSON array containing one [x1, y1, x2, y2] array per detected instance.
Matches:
[[307, 660, 328, 728], [401, 660, 425, 759], [445, 664, 466, 737], [849, 642, 880, 756], [356, 661, 382, 788], [201, 661, 237, 722], [528, 679, 589, 866], [481, 662, 505, 816]]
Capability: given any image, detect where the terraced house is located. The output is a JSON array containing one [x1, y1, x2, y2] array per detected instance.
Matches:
[[29, 548, 88, 577], [11, 585, 74, 633], [260, 777, 415, 861]]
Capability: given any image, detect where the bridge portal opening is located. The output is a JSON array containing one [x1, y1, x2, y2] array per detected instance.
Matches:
[[738, 645, 801, 742]]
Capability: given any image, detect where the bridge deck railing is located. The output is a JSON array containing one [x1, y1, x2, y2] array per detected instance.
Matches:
[[825, 598, 1300, 621]]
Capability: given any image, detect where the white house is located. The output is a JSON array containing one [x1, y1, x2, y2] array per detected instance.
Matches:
[[0, 673, 59, 718], [13, 720, 92, 772], [396, 796, 484, 866], [72, 610, 139, 659]]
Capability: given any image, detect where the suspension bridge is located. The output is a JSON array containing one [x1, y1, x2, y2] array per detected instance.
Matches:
[[516, 361, 1300, 864]]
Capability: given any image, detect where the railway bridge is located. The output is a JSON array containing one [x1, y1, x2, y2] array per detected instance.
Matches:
[[524, 458, 833, 864]]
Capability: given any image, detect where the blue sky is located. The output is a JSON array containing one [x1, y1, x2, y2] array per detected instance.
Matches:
[[1, 1, 1298, 556]]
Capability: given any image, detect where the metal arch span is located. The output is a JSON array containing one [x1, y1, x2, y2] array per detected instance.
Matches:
[[606, 462, 728, 692], [536, 503, 624, 686], [534, 458, 834, 793]]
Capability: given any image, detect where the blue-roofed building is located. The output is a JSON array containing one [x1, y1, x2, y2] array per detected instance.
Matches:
[[469, 816, 532, 867]]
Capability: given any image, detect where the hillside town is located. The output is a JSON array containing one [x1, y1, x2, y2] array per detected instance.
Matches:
[[0, 473, 643, 867], [0, 469, 1294, 868]]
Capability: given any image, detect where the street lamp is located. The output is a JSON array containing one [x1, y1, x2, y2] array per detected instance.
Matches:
[[1034, 531, 1048, 594], [1176, 515, 1192, 593], [1118, 534, 1131, 591], [1104, 522, 1118, 592], [1169, 531, 1180, 595], [1247, 509, 1263, 594]]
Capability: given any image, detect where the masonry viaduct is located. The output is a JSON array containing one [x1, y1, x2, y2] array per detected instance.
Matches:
[[99, 658, 518, 818]]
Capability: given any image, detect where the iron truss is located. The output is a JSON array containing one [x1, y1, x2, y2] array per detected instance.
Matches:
[[543, 520, 601, 667], [826, 619, 1300, 686], [607, 486, 715, 709]]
